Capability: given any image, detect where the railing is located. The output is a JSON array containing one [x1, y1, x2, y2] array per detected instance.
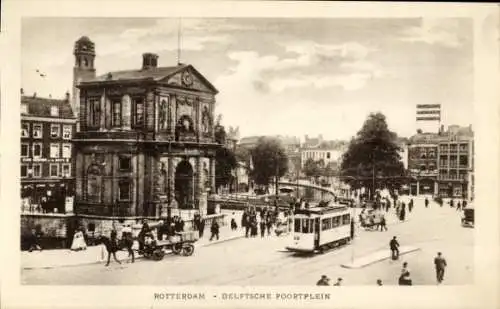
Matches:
[[76, 203, 133, 217], [437, 174, 468, 181]]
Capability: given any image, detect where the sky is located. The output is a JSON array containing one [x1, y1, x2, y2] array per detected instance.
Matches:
[[21, 18, 473, 140]]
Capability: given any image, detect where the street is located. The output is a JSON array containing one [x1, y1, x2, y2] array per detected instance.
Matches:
[[22, 198, 473, 285]]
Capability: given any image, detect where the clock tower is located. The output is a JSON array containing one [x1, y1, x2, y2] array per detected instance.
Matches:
[[72, 36, 96, 132]]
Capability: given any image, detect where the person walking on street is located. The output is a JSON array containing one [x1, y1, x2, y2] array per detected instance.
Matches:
[[104, 229, 122, 267], [376, 279, 383, 286], [450, 199, 454, 208], [209, 220, 220, 241], [456, 201, 461, 211], [260, 218, 266, 238], [434, 252, 447, 284], [425, 197, 429, 208], [379, 214, 388, 231], [316, 275, 330, 286], [409, 199, 414, 213], [198, 217, 205, 238], [230, 212, 238, 230], [390, 236, 400, 260], [399, 203, 406, 222]]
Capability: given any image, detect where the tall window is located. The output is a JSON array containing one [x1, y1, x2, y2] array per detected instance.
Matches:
[[21, 143, 29, 157], [112, 100, 121, 127], [87, 165, 102, 203], [62, 125, 72, 140], [32, 164, 42, 177], [50, 164, 59, 177], [62, 144, 72, 158], [33, 143, 42, 158], [50, 124, 60, 138], [62, 164, 71, 177], [50, 143, 60, 158], [119, 180, 131, 201], [88, 98, 100, 127], [33, 124, 42, 138], [21, 165, 28, 178], [133, 98, 144, 127], [21, 123, 29, 137]]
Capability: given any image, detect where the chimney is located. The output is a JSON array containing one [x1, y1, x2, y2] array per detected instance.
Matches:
[[20, 88, 24, 95], [142, 53, 159, 70]]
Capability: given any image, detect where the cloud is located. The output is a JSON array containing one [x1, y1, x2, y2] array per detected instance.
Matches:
[[399, 18, 464, 48], [269, 73, 373, 92]]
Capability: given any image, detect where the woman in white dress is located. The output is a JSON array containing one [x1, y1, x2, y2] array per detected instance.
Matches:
[[71, 229, 87, 251]]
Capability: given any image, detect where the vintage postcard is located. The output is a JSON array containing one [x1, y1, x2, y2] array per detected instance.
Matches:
[[1, 1, 499, 309]]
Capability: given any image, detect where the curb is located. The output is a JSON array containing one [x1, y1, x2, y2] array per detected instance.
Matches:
[[340, 246, 421, 269], [22, 234, 245, 270]]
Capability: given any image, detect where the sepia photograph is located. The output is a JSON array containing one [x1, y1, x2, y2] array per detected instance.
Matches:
[[1, 1, 499, 309], [19, 16, 476, 286]]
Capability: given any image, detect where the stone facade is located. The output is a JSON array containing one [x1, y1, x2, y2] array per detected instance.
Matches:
[[73, 37, 220, 219]]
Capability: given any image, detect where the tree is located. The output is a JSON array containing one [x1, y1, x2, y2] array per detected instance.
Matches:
[[250, 137, 288, 191], [340, 112, 405, 198], [302, 158, 324, 183], [214, 121, 237, 191]]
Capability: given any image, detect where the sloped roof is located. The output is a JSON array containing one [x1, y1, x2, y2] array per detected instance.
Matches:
[[85, 64, 218, 94], [21, 96, 75, 119]]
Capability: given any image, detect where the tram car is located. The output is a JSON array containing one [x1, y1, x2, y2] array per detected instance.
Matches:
[[286, 205, 352, 253]]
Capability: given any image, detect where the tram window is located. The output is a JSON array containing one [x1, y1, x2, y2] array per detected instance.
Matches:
[[294, 218, 301, 233], [342, 214, 350, 225], [332, 216, 340, 228], [302, 219, 310, 233], [322, 218, 331, 231]]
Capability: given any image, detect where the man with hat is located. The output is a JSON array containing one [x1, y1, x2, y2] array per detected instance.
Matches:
[[316, 275, 330, 286]]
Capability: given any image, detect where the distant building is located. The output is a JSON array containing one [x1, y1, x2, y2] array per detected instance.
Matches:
[[20, 92, 76, 213], [300, 136, 348, 169], [407, 125, 474, 199]]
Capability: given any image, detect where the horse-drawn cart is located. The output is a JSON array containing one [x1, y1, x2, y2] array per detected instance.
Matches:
[[142, 231, 197, 261]]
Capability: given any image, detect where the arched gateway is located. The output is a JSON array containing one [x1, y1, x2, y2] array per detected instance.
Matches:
[[175, 160, 194, 209]]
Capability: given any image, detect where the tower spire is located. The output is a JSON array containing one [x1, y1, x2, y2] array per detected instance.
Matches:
[[177, 18, 182, 65]]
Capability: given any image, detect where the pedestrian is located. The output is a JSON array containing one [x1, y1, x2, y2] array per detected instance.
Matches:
[[390, 236, 400, 260], [434, 252, 447, 284], [376, 279, 383, 286], [266, 215, 273, 236], [333, 278, 343, 286], [456, 201, 461, 211], [28, 228, 43, 252], [198, 217, 205, 238], [209, 220, 220, 241], [70, 229, 87, 251], [450, 199, 454, 208], [379, 215, 388, 231], [316, 275, 330, 286], [409, 199, 414, 213], [401, 261, 409, 277], [230, 213, 238, 231], [260, 218, 266, 238], [138, 219, 151, 252], [425, 198, 429, 208], [462, 200, 468, 209], [399, 203, 406, 222]]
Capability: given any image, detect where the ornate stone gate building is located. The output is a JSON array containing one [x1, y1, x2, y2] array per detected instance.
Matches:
[[73, 37, 219, 219]]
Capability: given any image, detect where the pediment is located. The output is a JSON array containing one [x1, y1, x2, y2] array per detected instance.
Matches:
[[161, 65, 218, 94]]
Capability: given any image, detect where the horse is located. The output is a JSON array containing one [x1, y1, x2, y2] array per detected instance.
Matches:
[[95, 234, 135, 266]]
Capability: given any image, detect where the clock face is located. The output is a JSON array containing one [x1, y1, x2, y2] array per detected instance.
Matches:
[[182, 72, 193, 86]]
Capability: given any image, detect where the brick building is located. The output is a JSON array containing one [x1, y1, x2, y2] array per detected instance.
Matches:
[[20, 92, 76, 213], [407, 125, 474, 199], [72, 36, 220, 219]]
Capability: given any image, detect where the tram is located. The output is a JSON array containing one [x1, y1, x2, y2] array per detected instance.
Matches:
[[286, 205, 352, 253]]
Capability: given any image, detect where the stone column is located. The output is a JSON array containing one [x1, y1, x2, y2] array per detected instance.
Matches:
[[100, 92, 106, 130], [434, 181, 438, 196], [416, 180, 420, 195], [168, 157, 177, 212], [209, 157, 216, 194], [169, 95, 176, 135], [195, 157, 205, 213]]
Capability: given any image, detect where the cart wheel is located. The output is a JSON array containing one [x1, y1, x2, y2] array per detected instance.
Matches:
[[152, 249, 165, 261], [172, 243, 182, 255], [181, 244, 194, 256]]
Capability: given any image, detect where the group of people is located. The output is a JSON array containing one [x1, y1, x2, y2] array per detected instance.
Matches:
[[241, 207, 277, 238]]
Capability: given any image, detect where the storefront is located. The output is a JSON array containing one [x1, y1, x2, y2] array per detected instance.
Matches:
[[21, 179, 75, 214]]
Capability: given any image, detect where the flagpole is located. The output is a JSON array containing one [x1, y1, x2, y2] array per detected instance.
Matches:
[[177, 18, 182, 65]]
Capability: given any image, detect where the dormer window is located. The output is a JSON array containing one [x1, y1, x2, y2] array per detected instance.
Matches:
[[50, 106, 59, 117], [21, 104, 28, 114]]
